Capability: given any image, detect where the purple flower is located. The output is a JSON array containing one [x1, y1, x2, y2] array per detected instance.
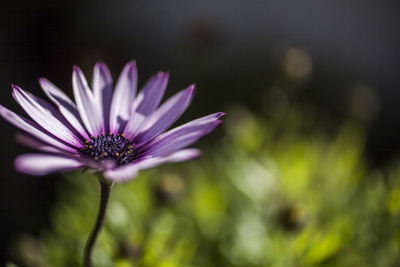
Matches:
[[0, 61, 224, 182]]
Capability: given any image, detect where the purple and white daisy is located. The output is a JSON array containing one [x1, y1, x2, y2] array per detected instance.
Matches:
[[0, 61, 224, 182]]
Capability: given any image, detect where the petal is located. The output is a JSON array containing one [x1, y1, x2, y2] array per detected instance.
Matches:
[[135, 149, 201, 171], [103, 164, 138, 183], [72, 66, 103, 136], [141, 112, 223, 157], [15, 133, 65, 154], [15, 153, 83, 175], [160, 112, 225, 137], [39, 78, 90, 140], [133, 85, 196, 145], [123, 110, 146, 140], [12, 85, 82, 148], [133, 71, 169, 116], [0, 105, 77, 153], [92, 62, 113, 132], [109, 61, 137, 133], [140, 130, 212, 159], [103, 149, 199, 182], [123, 72, 169, 139]]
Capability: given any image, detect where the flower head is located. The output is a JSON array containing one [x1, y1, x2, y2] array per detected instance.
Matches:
[[0, 61, 224, 182]]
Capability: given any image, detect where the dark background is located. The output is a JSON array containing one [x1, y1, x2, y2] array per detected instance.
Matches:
[[0, 0, 399, 263]]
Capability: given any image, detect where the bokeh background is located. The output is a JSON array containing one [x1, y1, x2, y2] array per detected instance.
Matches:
[[1, 0, 400, 266]]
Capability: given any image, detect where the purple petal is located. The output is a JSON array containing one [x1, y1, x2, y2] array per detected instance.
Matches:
[[135, 149, 201, 171], [142, 130, 212, 159], [39, 78, 90, 140], [15, 133, 65, 154], [72, 66, 103, 136], [133, 72, 169, 116], [133, 85, 196, 145], [161, 112, 225, 137], [12, 86, 83, 148], [142, 112, 223, 157], [103, 148, 200, 182], [15, 153, 83, 175], [92, 62, 113, 133], [103, 164, 138, 183], [123, 110, 146, 140], [109, 61, 137, 133], [0, 105, 77, 152], [123, 72, 169, 139]]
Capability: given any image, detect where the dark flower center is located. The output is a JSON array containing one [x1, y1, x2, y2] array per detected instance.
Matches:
[[81, 133, 135, 165]]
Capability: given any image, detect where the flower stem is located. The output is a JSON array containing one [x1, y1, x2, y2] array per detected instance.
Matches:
[[83, 178, 113, 267]]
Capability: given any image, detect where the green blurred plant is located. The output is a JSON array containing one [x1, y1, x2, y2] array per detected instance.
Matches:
[[8, 106, 400, 267]]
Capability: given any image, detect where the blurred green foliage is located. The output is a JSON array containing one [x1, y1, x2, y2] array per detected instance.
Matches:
[[8, 106, 400, 267]]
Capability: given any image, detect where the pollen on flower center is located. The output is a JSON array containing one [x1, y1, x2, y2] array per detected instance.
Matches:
[[81, 133, 135, 165]]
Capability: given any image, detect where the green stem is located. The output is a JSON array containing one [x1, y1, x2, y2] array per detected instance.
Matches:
[[83, 178, 113, 267]]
